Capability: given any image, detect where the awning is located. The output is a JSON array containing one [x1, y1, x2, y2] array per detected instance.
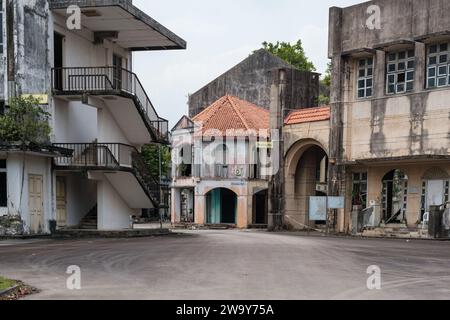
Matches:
[[49, 0, 186, 51]]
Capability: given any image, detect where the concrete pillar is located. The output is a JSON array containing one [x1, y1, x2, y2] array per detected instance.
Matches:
[[414, 42, 426, 92], [194, 194, 205, 225], [171, 188, 180, 224], [375, 50, 386, 98], [268, 69, 286, 230]]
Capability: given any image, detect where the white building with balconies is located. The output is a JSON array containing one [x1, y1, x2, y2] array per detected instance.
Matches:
[[0, 0, 186, 235]]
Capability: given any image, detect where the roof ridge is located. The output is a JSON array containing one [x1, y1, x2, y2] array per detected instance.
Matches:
[[227, 95, 251, 131]]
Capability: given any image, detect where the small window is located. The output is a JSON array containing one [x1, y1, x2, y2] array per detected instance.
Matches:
[[386, 50, 415, 94], [427, 42, 450, 89], [357, 58, 374, 99]]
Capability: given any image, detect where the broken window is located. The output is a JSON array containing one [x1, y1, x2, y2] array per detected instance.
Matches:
[[427, 42, 450, 89], [357, 58, 373, 98], [386, 50, 415, 94], [0, 159, 6, 208], [352, 172, 367, 207]]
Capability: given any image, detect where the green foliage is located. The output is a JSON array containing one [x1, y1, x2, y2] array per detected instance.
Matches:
[[321, 61, 332, 87], [0, 96, 51, 146], [317, 94, 330, 106], [141, 144, 171, 179], [260, 40, 316, 72]]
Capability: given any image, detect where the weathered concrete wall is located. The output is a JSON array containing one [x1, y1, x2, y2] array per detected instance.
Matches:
[[329, 0, 450, 56], [9, 0, 52, 96], [188, 49, 320, 117], [330, 0, 450, 162]]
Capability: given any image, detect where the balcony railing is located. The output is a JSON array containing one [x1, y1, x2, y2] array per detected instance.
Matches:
[[175, 164, 264, 180], [51, 67, 169, 144], [54, 143, 161, 205]]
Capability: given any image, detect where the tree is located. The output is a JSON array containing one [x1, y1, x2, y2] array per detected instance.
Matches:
[[141, 144, 171, 180], [260, 40, 316, 72], [321, 61, 332, 87], [0, 96, 51, 146]]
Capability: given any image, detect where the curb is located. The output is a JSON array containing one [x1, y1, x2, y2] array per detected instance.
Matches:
[[0, 285, 20, 298]]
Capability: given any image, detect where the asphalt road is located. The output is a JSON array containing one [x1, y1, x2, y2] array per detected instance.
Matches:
[[0, 230, 449, 300]]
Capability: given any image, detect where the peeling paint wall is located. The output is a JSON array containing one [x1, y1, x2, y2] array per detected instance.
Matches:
[[330, 0, 450, 162], [10, 0, 51, 97]]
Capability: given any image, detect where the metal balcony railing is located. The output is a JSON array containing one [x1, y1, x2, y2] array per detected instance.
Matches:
[[200, 164, 263, 180], [54, 143, 161, 205], [51, 67, 169, 144]]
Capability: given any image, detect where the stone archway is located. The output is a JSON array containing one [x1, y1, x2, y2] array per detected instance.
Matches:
[[284, 140, 329, 229]]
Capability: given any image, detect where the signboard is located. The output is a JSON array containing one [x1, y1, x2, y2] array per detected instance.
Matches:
[[328, 196, 345, 209], [256, 141, 273, 149], [309, 196, 345, 221], [309, 197, 327, 221]]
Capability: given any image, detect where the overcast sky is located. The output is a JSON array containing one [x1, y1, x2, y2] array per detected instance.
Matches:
[[132, 0, 361, 126]]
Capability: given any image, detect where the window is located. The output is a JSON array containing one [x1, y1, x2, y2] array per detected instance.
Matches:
[[352, 172, 367, 207], [386, 50, 415, 94], [357, 58, 373, 98], [0, 160, 6, 208], [427, 42, 450, 89]]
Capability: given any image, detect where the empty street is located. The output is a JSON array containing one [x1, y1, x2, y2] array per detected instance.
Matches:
[[0, 231, 449, 300]]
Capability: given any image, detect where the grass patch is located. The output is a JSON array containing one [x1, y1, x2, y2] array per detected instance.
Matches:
[[0, 277, 17, 291]]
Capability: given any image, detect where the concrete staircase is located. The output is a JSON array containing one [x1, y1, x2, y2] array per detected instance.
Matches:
[[78, 205, 98, 230], [362, 224, 430, 239]]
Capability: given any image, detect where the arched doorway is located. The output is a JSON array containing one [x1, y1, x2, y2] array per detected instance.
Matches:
[[253, 189, 268, 225], [205, 188, 237, 224], [294, 145, 328, 225], [284, 140, 329, 228], [382, 169, 408, 224]]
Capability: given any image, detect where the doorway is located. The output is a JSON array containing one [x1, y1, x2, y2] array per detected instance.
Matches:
[[56, 177, 67, 227], [206, 188, 237, 225], [54, 32, 64, 90], [29, 174, 44, 234], [253, 189, 268, 224]]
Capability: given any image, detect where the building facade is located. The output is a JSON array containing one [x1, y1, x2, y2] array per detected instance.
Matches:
[[0, 0, 185, 235], [327, 0, 450, 235], [171, 96, 271, 229]]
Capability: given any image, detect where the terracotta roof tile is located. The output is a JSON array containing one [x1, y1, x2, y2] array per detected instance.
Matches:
[[193, 95, 270, 137], [285, 106, 331, 125]]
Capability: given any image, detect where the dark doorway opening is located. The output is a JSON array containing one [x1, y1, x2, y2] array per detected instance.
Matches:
[[206, 188, 237, 225], [253, 189, 268, 224], [54, 33, 64, 90]]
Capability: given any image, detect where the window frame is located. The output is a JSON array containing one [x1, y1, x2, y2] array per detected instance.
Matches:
[[356, 57, 374, 99], [352, 172, 368, 208], [426, 42, 450, 89], [386, 49, 415, 95]]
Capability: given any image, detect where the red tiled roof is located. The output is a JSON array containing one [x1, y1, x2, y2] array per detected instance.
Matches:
[[285, 106, 331, 125], [193, 95, 270, 136]]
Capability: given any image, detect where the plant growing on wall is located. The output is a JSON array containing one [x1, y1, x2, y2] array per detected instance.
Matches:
[[0, 96, 51, 146]]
